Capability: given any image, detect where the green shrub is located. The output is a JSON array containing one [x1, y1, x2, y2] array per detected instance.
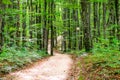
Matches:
[[0, 47, 48, 74]]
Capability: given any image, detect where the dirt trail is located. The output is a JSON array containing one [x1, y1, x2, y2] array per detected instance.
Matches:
[[4, 52, 73, 80], [2, 36, 73, 80]]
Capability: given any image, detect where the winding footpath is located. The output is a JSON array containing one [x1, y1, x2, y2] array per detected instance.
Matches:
[[3, 52, 73, 80], [2, 37, 74, 80]]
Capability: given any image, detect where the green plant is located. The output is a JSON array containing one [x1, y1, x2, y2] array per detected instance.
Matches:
[[0, 47, 48, 74]]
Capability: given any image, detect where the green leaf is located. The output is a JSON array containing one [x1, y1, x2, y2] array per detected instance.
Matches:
[[2, 0, 12, 4]]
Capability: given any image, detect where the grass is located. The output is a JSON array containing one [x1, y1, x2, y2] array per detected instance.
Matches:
[[0, 47, 48, 75]]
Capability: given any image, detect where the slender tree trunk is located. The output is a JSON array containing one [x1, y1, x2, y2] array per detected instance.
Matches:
[[62, 8, 67, 52], [29, 0, 33, 40], [79, 8, 83, 50], [88, 2, 93, 50], [0, 1, 3, 53], [93, 2, 101, 42], [103, 3, 107, 39], [97, 3, 101, 39], [37, 1, 42, 50], [115, 0, 120, 50], [26, 6, 30, 46], [16, 0, 20, 46], [43, 0, 49, 53], [81, 0, 92, 52], [93, 2, 98, 42], [19, 0, 23, 47], [43, 0, 46, 50], [68, 9, 71, 50], [72, 9, 79, 50], [48, 0, 54, 55], [22, 2, 27, 47], [53, 1, 57, 48], [108, 0, 116, 44], [79, 27, 83, 50]]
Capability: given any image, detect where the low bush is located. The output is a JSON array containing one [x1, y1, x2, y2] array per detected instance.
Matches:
[[0, 47, 48, 75]]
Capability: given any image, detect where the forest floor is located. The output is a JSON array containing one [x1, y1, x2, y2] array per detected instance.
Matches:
[[2, 51, 74, 80], [1, 51, 120, 80]]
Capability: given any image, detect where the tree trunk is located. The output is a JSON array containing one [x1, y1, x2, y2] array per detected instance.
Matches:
[[103, 3, 107, 39], [93, 2, 98, 42], [19, 0, 23, 47], [0, 1, 2, 53], [93, 2, 101, 42], [62, 8, 67, 52], [50, 0, 54, 55], [73, 9, 79, 50], [115, 0, 120, 50], [43, 0, 49, 53], [67, 9, 71, 50], [37, 0, 42, 50], [108, 0, 116, 45], [81, 0, 92, 52], [16, 0, 20, 46], [97, 3, 101, 40]]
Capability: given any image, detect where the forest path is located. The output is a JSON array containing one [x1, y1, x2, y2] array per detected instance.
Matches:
[[4, 51, 73, 80]]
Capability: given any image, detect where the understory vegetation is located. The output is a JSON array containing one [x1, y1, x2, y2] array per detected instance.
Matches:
[[68, 38, 120, 79], [82, 52, 120, 79], [0, 47, 48, 76], [77, 42, 120, 80]]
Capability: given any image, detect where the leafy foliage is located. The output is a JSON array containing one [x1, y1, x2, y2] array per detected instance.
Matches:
[[2, 0, 12, 4], [78, 43, 120, 79], [0, 47, 48, 75]]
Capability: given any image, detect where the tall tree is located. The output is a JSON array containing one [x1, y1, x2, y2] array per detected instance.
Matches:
[[50, 0, 54, 55], [19, 0, 23, 47], [0, 0, 3, 52], [67, 8, 71, 50], [36, 0, 42, 50], [81, 0, 92, 52], [62, 7, 67, 52], [115, 0, 120, 50], [107, 0, 116, 44], [42, 0, 49, 53], [103, 2, 107, 39], [15, 0, 23, 47]]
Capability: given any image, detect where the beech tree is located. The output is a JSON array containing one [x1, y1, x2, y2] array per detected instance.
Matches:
[[81, 0, 92, 52], [0, 0, 119, 54]]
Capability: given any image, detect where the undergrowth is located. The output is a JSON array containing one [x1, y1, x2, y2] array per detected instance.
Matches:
[[78, 41, 120, 80], [67, 49, 86, 56], [0, 47, 48, 75]]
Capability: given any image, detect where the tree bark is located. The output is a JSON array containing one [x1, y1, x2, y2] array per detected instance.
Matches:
[[50, 0, 54, 55], [67, 9, 71, 50], [0, 1, 2, 53], [103, 3, 107, 39], [108, 0, 116, 44], [43, 0, 49, 53], [62, 8, 67, 52], [81, 0, 92, 52], [93, 2, 98, 42], [115, 0, 120, 50]]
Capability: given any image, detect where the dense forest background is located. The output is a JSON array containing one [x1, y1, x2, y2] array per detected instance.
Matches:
[[0, 0, 120, 79], [0, 0, 120, 54]]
